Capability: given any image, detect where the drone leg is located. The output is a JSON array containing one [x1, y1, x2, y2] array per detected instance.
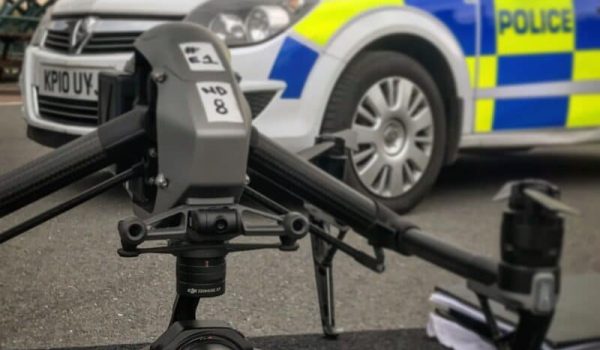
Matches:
[[169, 294, 201, 325], [311, 229, 341, 339]]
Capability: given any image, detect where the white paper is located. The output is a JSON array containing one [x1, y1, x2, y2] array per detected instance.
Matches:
[[197, 82, 243, 123], [180, 42, 224, 72], [427, 292, 600, 350]]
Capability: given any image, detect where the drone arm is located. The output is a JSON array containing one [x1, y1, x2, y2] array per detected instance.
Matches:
[[248, 127, 499, 286], [248, 128, 380, 233], [0, 107, 148, 219], [400, 228, 499, 284]]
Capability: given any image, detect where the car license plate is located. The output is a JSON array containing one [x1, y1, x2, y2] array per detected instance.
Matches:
[[38, 65, 99, 101]]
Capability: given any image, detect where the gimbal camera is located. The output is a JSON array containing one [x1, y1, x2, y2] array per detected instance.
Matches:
[[0, 23, 577, 350]]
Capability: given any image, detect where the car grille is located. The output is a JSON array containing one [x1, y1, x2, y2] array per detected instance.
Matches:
[[82, 32, 140, 54], [44, 29, 141, 54], [44, 29, 70, 52], [36, 90, 274, 127], [244, 91, 276, 119], [37, 91, 274, 127], [37, 94, 98, 126]]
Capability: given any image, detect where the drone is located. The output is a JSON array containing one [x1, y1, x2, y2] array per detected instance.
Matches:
[[0, 23, 575, 350]]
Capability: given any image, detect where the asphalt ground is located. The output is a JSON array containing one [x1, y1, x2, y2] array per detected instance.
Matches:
[[1, 104, 600, 349], [0, 84, 20, 105]]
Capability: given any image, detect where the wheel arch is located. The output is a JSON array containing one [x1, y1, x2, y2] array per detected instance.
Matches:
[[320, 7, 473, 164]]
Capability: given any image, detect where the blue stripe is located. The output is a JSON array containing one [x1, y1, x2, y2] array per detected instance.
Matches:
[[498, 54, 573, 85], [493, 97, 568, 130], [480, 0, 497, 55], [574, 0, 600, 49], [269, 37, 319, 99], [406, 0, 477, 56]]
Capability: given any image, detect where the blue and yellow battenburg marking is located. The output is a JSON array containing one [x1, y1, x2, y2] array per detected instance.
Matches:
[[270, 0, 406, 99], [474, 0, 600, 133], [269, 37, 319, 99], [269, 0, 473, 99], [267, 0, 600, 130]]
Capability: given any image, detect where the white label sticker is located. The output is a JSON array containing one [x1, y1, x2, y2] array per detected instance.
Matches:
[[180, 42, 224, 72], [197, 82, 244, 123]]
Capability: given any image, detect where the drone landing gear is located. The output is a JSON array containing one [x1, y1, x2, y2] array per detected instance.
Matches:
[[311, 229, 342, 339], [301, 131, 386, 340]]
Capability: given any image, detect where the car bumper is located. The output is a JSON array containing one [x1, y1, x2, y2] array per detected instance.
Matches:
[[20, 45, 132, 137]]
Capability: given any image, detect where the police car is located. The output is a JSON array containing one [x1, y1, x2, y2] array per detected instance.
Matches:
[[21, 0, 600, 212]]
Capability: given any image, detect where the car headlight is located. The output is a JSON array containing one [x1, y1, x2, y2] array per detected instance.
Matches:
[[245, 6, 290, 42], [209, 13, 247, 45], [186, 0, 318, 47], [30, 6, 54, 47]]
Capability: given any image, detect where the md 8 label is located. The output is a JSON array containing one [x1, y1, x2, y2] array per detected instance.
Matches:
[[197, 82, 243, 123]]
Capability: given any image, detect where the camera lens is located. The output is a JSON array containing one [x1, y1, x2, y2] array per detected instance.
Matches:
[[180, 343, 235, 350], [177, 257, 226, 298], [179, 334, 241, 350]]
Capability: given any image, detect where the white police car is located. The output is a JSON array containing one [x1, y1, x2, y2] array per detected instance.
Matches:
[[21, 0, 600, 212]]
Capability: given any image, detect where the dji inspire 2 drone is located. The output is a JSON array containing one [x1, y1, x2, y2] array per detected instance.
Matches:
[[0, 24, 577, 350]]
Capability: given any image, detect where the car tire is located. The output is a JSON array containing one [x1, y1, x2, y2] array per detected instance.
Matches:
[[321, 51, 447, 213]]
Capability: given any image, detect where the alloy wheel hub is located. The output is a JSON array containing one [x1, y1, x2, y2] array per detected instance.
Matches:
[[382, 121, 406, 156], [350, 76, 435, 198]]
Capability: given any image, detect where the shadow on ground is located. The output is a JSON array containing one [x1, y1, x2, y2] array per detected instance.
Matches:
[[440, 148, 600, 188], [30, 329, 444, 350]]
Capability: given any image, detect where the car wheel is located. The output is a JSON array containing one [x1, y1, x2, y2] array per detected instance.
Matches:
[[322, 51, 447, 213]]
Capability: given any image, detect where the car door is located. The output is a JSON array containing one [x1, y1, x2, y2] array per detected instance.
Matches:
[[474, 0, 600, 134], [569, 0, 600, 128]]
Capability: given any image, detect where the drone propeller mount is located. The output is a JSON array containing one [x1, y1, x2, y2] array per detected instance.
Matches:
[[494, 179, 579, 216]]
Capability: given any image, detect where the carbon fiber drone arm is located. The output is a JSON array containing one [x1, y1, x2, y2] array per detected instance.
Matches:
[[0, 107, 148, 218], [247, 128, 499, 285]]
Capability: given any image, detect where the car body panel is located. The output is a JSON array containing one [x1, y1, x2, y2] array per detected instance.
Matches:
[[53, 0, 206, 17], [20, 0, 600, 154], [315, 6, 475, 134], [473, 0, 600, 133]]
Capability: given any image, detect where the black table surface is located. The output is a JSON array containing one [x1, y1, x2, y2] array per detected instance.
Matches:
[[27, 329, 446, 350]]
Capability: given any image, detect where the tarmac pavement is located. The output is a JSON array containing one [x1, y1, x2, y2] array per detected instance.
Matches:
[[0, 83, 21, 105], [1, 104, 599, 349]]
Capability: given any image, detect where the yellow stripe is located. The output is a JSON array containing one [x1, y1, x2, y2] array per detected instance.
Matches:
[[573, 50, 600, 81], [567, 94, 600, 128], [495, 0, 574, 55], [465, 55, 496, 89], [475, 99, 495, 133], [466, 56, 476, 88], [471, 56, 496, 134], [294, 0, 404, 46], [478, 55, 498, 89]]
